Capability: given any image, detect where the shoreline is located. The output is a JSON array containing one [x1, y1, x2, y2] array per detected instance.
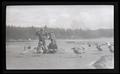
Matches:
[[6, 37, 113, 42]]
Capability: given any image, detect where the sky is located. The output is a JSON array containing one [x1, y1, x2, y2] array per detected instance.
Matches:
[[6, 5, 114, 30]]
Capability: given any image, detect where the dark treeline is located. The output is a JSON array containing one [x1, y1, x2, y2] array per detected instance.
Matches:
[[6, 26, 113, 40]]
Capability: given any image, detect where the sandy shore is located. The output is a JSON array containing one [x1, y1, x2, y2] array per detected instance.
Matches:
[[6, 38, 114, 69]]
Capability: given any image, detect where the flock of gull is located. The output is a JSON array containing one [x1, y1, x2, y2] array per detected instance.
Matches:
[[68, 41, 114, 54], [23, 41, 114, 54]]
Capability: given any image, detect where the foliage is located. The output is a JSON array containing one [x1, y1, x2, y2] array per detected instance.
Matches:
[[6, 26, 113, 40]]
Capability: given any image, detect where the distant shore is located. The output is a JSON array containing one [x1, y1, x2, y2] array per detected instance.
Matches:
[[6, 37, 113, 42]]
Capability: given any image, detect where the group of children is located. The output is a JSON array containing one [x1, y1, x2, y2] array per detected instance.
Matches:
[[36, 28, 58, 54]]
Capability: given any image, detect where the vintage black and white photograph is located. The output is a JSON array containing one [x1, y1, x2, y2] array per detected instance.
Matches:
[[6, 5, 114, 69]]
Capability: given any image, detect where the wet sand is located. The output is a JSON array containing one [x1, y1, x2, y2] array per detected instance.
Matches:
[[6, 38, 114, 69]]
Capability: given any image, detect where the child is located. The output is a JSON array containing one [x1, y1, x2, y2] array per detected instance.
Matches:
[[47, 32, 58, 53]]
